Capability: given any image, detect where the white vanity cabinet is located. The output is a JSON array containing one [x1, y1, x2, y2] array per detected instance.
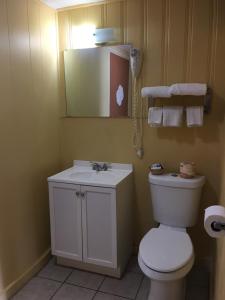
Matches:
[[49, 182, 117, 268], [48, 160, 133, 277]]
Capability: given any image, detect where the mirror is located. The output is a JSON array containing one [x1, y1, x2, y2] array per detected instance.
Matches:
[[64, 45, 132, 117]]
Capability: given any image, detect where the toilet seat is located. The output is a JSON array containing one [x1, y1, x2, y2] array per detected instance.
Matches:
[[138, 253, 194, 282], [139, 228, 193, 273]]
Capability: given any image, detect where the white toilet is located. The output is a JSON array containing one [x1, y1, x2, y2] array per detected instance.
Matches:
[[138, 173, 205, 300]]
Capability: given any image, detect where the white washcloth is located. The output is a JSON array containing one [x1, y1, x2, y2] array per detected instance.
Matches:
[[169, 83, 207, 96], [186, 106, 204, 127], [148, 107, 163, 127], [141, 86, 171, 98], [163, 106, 183, 127]]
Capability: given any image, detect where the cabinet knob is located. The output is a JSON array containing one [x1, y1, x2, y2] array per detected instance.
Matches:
[[76, 191, 80, 197], [80, 192, 85, 198]]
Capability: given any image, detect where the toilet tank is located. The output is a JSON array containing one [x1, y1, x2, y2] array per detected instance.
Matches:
[[149, 173, 205, 228]]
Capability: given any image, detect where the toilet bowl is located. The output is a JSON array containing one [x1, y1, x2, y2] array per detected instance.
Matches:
[[138, 226, 194, 300]]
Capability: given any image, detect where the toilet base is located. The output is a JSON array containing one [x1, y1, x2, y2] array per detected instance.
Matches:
[[138, 254, 194, 300], [147, 278, 186, 300]]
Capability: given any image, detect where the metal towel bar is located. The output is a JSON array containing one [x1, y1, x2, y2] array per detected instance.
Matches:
[[147, 86, 212, 114]]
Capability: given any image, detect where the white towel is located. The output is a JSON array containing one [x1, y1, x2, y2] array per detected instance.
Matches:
[[148, 107, 162, 127], [163, 106, 183, 127], [186, 106, 203, 127], [169, 83, 207, 96], [141, 86, 171, 98]]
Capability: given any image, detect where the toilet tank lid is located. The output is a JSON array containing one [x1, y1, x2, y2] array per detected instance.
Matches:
[[149, 173, 205, 189]]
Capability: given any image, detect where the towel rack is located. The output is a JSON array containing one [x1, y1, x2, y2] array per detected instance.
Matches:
[[147, 87, 212, 114]]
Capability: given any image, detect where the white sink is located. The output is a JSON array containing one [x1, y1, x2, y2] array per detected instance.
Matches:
[[48, 160, 133, 188], [70, 171, 116, 181]]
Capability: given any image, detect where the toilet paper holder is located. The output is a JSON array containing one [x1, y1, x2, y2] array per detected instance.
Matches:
[[211, 221, 225, 232]]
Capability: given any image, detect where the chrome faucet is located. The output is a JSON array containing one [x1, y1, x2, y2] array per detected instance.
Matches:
[[91, 162, 110, 171], [92, 162, 102, 171]]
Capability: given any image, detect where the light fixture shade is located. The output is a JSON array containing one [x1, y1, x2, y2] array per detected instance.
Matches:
[[94, 28, 115, 44]]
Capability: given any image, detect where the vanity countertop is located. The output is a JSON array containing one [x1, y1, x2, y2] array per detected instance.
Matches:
[[48, 160, 133, 188]]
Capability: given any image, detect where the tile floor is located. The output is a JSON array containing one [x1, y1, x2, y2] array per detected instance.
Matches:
[[11, 256, 209, 300]]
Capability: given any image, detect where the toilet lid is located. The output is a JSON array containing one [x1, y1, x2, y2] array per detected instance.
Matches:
[[139, 228, 193, 273]]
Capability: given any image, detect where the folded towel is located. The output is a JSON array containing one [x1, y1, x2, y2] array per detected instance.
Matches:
[[148, 107, 163, 127], [141, 86, 171, 98], [169, 83, 207, 96], [163, 106, 183, 127], [186, 106, 203, 127]]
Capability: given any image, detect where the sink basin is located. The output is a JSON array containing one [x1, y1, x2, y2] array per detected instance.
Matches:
[[70, 170, 117, 182], [48, 160, 133, 188], [70, 171, 94, 180]]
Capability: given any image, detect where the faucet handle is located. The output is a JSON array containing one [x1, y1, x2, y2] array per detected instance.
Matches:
[[102, 163, 108, 171], [92, 162, 98, 170], [91, 162, 101, 171], [102, 163, 112, 171]]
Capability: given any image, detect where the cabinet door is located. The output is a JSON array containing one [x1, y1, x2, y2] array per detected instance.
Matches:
[[49, 182, 82, 261], [81, 186, 117, 268]]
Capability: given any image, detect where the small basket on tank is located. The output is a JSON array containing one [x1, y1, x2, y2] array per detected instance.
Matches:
[[150, 163, 164, 175]]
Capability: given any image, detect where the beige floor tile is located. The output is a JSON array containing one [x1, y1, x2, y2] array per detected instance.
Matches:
[[94, 292, 127, 300], [38, 258, 72, 282], [11, 277, 60, 300], [52, 283, 95, 300], [99, 272, 143, 299], [66, 269, 105, 290]]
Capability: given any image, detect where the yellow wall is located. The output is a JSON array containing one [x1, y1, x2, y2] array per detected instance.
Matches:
[[213, 2, 225, 298], [215, 135, 225, 295], [1, 0, 225, 298], [58, 0, 225, 265], [0, 0, 60, 297], [214, 118, 225, 300]]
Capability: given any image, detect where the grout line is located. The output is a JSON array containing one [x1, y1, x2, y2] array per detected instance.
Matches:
[[134, 274, 144, 300], [64, 268, 74, 281], [63, 281, 102, 293], [37, 275, 63, 283], [92, 290, 98, 300], [65, 281, 132, 300], [49, 280, 64, 300], [97, 276, 106, 291], [92, 274, 106, 299], [94, 291, 132, 300], [49, 263, 73, 299], [92, 273, 106, 300]]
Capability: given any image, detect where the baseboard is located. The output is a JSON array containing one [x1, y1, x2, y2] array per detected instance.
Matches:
[[1, 248, 51, 299]]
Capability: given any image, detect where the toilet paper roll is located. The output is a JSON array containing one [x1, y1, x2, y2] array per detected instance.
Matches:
[[204, 205, 225, 238]]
